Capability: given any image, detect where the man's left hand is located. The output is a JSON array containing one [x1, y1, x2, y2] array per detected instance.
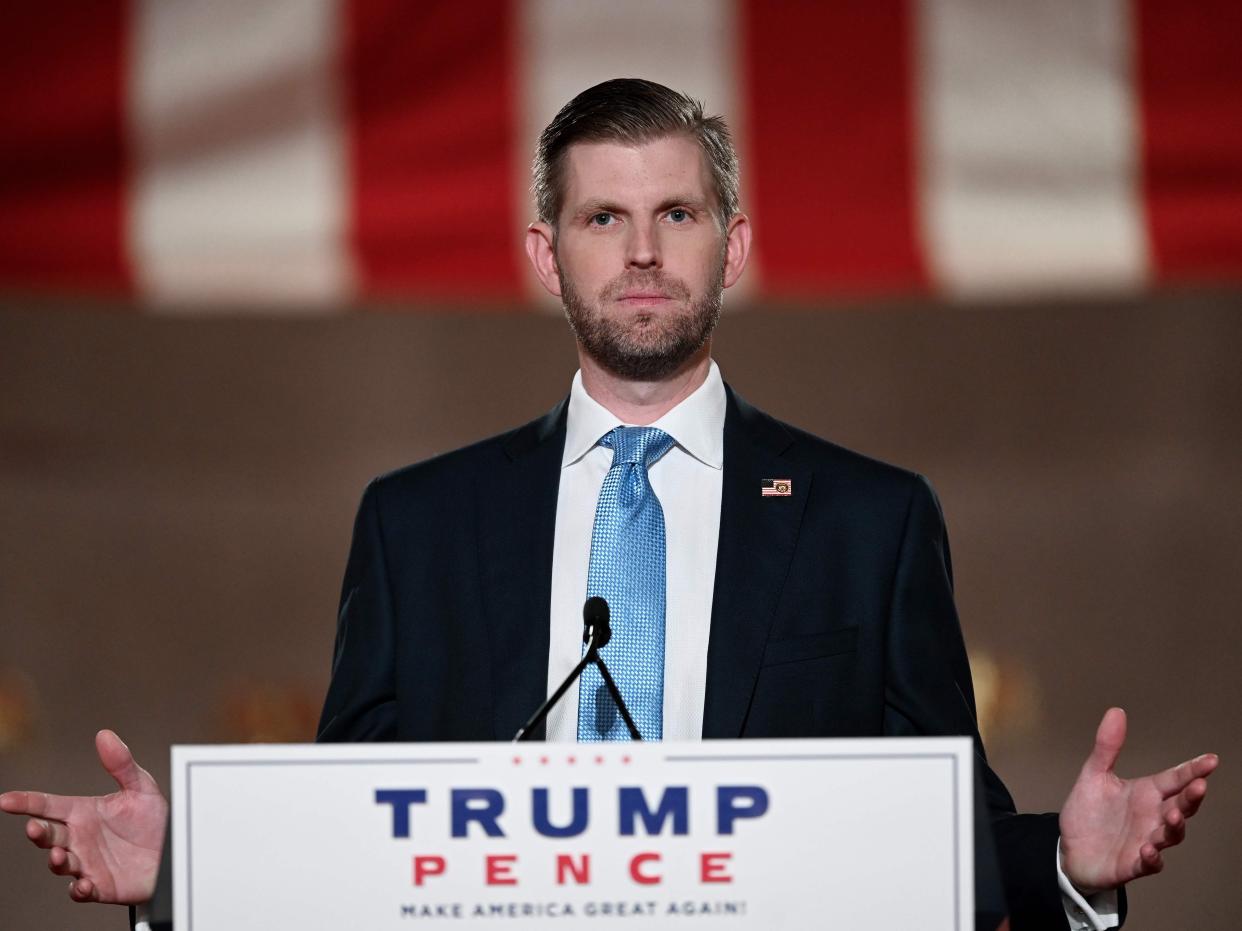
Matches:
[[1059, 707, 1218, 892]]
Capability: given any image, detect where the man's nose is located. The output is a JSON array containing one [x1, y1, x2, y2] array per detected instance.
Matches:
[[625, 221, 661, 269]]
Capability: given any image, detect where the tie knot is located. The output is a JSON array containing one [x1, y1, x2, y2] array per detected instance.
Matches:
[[601, 426, 675, 467]]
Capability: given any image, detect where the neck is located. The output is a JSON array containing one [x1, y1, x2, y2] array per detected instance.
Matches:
[[578, 345, 712, 425]]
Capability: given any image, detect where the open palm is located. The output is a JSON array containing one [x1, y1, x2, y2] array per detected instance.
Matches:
[[1, 729, 167, 904], [1059, 708, 1216, 892]]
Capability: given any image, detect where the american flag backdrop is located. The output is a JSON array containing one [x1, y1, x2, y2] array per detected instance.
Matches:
[[2, 0, 1240, 310]]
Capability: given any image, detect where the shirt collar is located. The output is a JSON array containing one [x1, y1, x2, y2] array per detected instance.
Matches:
[[562, 360, 726, 470]]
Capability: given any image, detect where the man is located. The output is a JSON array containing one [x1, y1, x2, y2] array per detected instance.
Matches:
[[2, 79, 1217, 930]]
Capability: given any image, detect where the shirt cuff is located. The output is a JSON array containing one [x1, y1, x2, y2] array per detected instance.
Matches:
[[1056, 837, 1121, 930]]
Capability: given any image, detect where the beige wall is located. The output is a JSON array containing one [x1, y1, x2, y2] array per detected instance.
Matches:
[[1, 291, 1239, 928]]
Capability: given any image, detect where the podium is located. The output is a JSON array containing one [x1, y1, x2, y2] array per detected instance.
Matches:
[[168, 737, 979, 929]]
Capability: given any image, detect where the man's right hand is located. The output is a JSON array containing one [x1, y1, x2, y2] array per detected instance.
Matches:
[[1, 729, 167, 904]]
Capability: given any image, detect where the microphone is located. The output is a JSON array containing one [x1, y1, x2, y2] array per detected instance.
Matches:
[[583, 595, 611, 648], [512, 597, 642, 742]]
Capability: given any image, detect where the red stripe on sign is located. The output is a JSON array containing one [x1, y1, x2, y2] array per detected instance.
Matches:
[[1135, 2, 1242, 279], [344, 0, 522, 302], [741, 1, 925, 297], [0, 4, 130, 293]]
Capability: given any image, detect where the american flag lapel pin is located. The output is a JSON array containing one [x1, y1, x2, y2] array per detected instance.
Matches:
[[761, 478, 792, 497]]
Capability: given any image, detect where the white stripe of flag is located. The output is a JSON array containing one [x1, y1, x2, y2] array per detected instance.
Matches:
[[128, 0, 353, 310], [915, 0, 1149, 297]]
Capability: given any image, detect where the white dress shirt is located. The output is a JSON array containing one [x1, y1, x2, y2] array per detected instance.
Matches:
[[541, 361, 1117, 929], [545, 361, 725, 742]]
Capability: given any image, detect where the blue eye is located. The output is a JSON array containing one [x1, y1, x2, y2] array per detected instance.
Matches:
[[668, 208, 689, 223], [590, 213, 614, 226]]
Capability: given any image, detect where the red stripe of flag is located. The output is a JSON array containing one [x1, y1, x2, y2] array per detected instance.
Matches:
[[1135, 1, 1242, 280], [344, 0, 522, 303], [0, 4, 130, 294], [741, 0, 926, 297]]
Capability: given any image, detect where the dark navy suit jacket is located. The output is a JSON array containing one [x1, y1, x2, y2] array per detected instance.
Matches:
[[317, 386, 1105, 930]]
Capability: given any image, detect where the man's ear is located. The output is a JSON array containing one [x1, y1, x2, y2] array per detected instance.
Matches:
[[722, 212, 752, 290], [525, 222, 562, 298]]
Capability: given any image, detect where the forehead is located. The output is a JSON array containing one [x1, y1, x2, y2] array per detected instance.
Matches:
[[560, 136, 712, 212]]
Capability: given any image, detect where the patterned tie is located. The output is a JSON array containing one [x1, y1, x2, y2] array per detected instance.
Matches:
[[577, 426, 676, 741]]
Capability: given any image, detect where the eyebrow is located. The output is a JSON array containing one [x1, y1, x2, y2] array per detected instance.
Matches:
[[571, 196, 713, 220]]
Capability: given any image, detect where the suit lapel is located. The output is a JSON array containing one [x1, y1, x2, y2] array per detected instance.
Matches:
[[702, 388, 812, 738], [478, 399, 567, 741]]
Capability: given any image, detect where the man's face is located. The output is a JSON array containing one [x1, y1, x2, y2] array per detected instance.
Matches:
[[529, 135, 748, 381]]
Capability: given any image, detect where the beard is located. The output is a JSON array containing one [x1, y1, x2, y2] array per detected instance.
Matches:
[[560, 259, 724, 381]]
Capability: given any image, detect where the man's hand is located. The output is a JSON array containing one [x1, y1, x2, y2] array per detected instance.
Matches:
[[1059, 707, 1218, 892], [0, 729, 167, 904]]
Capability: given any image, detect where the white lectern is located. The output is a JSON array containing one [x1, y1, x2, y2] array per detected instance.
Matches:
[[170, 737, 973, 930]]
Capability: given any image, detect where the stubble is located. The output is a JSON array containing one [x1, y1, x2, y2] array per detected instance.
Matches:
[[560, 258, 724, 381]]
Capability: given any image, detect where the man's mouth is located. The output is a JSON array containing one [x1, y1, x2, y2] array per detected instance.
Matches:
[[616, 291, 672, 306], [600, 272, 690, 308]]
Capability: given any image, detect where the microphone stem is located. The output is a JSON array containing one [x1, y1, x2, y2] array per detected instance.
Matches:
[[512, 634, 600, 742], [592, 653, 643, 741], [512, 634, 644, 742]]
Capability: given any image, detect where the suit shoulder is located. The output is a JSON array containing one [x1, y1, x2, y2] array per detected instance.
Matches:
[[364, 400, 566, 503], [794, 422, 922, 485], [740, 397, 934, 503], [779, 417, 949, 538]]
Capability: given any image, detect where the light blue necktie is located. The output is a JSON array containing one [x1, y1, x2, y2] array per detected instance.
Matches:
[[577, 426, 676, 742]]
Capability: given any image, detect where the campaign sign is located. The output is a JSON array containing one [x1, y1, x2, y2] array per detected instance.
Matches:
[[171, 737, 972, 930]]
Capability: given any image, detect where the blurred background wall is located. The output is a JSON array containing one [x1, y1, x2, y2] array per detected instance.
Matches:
[[2, 2, 1240, 929]]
